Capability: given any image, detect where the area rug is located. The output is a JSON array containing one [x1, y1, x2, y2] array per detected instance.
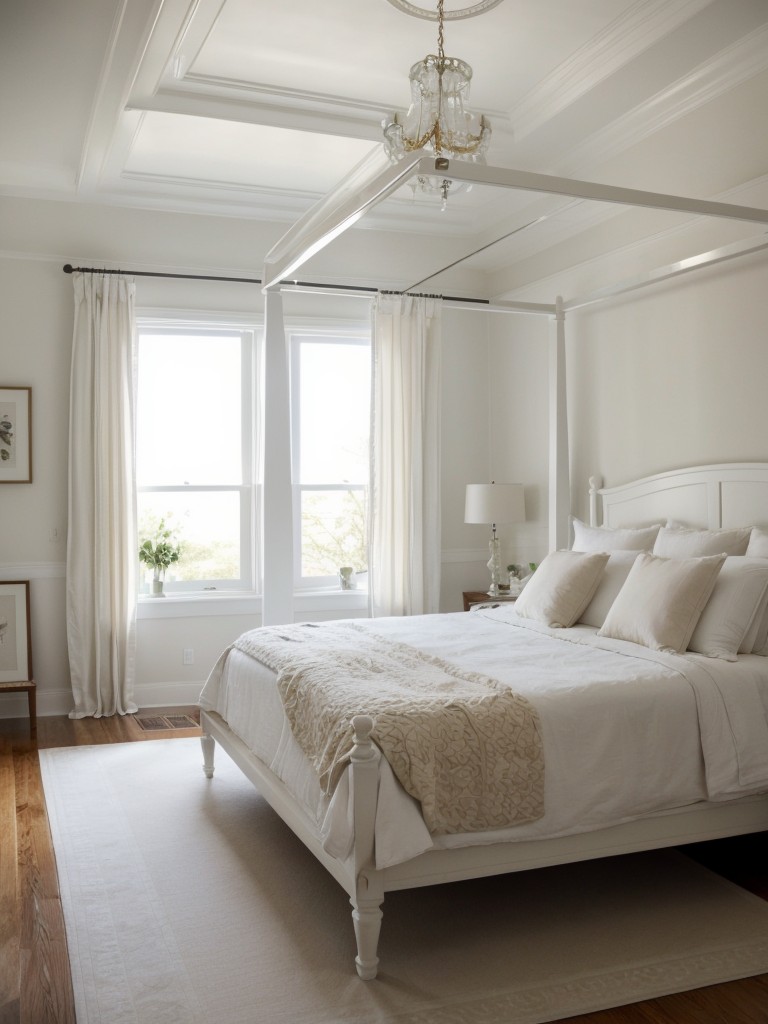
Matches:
[[39, 739, 768, 1024]]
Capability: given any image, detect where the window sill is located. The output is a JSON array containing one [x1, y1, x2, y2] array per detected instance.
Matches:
[[136, 588, 369, 619]]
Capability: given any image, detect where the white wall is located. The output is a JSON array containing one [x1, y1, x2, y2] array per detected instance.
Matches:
[[566, 252, 768, 519], [489, 243, 768, 550], [0, 196, 493, 717]]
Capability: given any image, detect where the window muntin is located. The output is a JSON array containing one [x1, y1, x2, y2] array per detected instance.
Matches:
[[291, 333, 370, 588], [136, 324, 258, 594]]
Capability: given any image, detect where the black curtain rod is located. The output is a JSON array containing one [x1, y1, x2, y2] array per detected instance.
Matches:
[[61, 264, 490, 306]]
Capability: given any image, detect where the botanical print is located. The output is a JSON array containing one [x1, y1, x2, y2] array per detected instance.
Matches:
[[0, 402, 15, 467], [0, 594, 18, 673]]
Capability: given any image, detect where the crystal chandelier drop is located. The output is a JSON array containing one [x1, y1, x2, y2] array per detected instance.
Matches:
[[382, 0, 492, 208]]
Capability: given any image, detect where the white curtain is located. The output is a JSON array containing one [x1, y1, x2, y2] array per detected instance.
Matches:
[[370, 293, 442, 617], [67, 273, 138, 718]]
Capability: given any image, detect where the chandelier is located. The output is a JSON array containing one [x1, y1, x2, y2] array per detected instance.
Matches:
[[382, 0, 492, 208]]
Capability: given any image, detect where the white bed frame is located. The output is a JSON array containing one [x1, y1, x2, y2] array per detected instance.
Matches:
[[200, 462, 768, 980]]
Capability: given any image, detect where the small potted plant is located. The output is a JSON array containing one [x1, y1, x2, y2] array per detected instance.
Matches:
[[138, 518, 182, 597]]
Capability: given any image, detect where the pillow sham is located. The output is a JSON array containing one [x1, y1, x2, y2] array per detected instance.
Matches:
[[578, 551, 639, 628], [653, 525, 751, 558], [687, 556, 768, 661], [514, 550, 610, 628], [740, 587, 768, 654], [598, 552, 725, 653], [746, 526, 768, 557], [571, 518, 660, 553], [751, 606, 768, 655]]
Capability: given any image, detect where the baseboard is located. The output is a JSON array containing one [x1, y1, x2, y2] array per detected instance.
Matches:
[[132, 680, 205, 709], [0, 681, 204, 719]]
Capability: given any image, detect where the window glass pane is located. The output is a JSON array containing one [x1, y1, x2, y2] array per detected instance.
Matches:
[[138, 491, 241, 584], [299, 340, 369, 484], [300, 489, 367, 578], [137, 333, 242, 486]]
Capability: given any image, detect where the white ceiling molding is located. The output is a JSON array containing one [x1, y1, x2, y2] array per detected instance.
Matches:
[[508, 0, 716, 143], [555, 22, 768, 178], [385, 0, 506, 21], [134, 80, 399, 140]]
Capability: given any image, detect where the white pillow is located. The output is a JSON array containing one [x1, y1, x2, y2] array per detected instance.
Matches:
[[746, 527, 768, 557], [578, 551, 639, 628], [687, 557, 768, 661], [653, 525, 751, 558], [514, 550, 610, 628], [598, 553, 725, 653], [571, 518, 660, 553], [751, 603, 768, 655]]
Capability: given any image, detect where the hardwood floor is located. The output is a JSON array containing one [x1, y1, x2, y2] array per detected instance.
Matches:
[[1, 710, 767, 1024]]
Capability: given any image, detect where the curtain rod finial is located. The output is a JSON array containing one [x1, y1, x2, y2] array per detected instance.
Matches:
[[63, 264, 74, 273]]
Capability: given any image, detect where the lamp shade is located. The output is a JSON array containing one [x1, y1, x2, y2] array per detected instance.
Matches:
[[464, 483, 525, 525]]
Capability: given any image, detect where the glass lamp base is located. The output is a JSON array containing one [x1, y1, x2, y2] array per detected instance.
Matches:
[[486, 534, 502, 597]]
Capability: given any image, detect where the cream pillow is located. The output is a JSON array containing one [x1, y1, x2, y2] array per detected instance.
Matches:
[[598, 553, 725, 653], [746, 527, 768, 557], [687, 557, 768, 661], [514, 550, 610, 628], [571, 518, 660, 553], [741, 587, 768, 654], [653, 525, 751, 558], [578, 551, 639, 628]]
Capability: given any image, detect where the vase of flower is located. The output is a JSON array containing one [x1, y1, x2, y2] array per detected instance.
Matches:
[[139, 518, 182, 598]]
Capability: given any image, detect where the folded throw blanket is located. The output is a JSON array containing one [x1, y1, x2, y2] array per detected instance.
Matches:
[[234, 620, 544, 834]]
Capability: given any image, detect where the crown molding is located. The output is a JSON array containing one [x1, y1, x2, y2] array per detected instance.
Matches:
[[557, 22, 768, 177], [509, 0, 715, 142]]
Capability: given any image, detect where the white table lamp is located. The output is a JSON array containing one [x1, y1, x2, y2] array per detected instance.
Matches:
[[465, 482, 526, 596]]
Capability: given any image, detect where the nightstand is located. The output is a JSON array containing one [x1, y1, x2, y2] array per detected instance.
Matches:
[[462, 591, 518, 612]]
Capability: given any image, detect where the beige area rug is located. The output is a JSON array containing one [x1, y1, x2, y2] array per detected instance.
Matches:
[[40, 739, 768, 1024]]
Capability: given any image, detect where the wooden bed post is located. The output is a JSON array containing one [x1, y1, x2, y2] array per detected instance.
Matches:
[[349, 715, 384, 980], [549, 296, 570, 551]]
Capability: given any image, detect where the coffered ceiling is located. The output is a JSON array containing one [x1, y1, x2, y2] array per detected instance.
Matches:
[[2, 0, 767, 284]]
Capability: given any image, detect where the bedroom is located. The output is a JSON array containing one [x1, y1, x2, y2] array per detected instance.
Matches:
[[2, 0, 768, 1020]]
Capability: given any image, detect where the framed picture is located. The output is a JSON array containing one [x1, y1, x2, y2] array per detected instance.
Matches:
[[0, 581, 32, 683], [0, 386, 32, 483]]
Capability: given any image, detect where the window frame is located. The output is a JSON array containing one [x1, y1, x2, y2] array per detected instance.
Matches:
[[135, 314, 262, 597], [288, 326, 371, 591]]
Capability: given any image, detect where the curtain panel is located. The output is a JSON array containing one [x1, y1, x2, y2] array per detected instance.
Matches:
[[67, 273, 138, 717], [370, 294, 442, 617]]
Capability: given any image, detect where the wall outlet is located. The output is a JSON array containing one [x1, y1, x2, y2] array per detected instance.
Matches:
[[183, 648, 194, 665]]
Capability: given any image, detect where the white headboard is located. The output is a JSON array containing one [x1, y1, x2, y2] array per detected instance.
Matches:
[[589, 463, 768, 530]]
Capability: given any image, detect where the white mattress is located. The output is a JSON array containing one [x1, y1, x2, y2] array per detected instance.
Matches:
[[199, 606, 768, 868]]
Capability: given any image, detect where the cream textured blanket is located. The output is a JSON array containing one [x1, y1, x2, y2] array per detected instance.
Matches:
[[233, 621, 544, 834]]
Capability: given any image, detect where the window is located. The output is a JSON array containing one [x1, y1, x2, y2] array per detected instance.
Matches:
[[136, 322, 259, 594], [290, 331, 371, 588]]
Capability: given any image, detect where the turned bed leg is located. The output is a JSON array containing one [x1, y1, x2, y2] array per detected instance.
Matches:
[[201, 730, 216, 778], [351, 891, 383, 980], [349, 714, 383, 979]]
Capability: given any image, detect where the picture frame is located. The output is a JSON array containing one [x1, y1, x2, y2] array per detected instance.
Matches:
[[0, 386, 32, 483], [0, 581, 33, 683]]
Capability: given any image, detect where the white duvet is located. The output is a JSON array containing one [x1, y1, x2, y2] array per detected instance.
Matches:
[[198, 605, 768, 869]]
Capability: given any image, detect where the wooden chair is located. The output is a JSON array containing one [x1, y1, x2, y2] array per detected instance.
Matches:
[[0, 681, 36, 732]]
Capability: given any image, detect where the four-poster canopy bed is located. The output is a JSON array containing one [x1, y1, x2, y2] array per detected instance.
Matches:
[[200, 151, 768, 978]]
